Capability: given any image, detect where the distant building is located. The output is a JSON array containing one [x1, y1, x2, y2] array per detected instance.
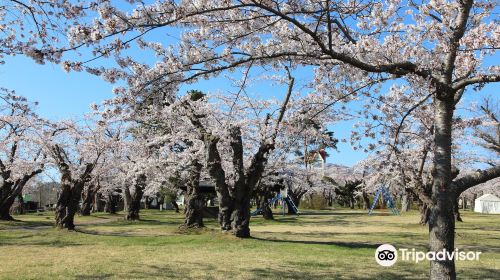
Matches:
[[474, 194, 500, 214], [23, 182, 59, 209], [307, 149, 327, 175]]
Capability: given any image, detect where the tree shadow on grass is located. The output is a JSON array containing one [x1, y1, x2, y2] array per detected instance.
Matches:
[[246, 267, 425, 280], [250, 236, 379, 249], [82, 218, 181, 228], [255, 216, 354, 226], [74, 273, 114, 280], [297, 211, 367, 216], [458, 268, 500, 280], [74, 228, 171, 237], [253, 230, 422, 242], [74, 263, 209, 279], [4, 238, 85, 247], [0, 219, 53, 229]]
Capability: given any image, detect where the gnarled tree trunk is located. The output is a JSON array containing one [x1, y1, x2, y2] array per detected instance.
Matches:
[[52, 145, 96, 230], [80, 184, 96, 216], [55, 179, 86, 230], [183, 159, 204, 228], [0, 171, 41, 220], [124, 173, 146, 221], [229, 127, 253, 237], [104, 194, 117, 214], [288, 188, 306, 211], [204, 134, 233, 231], [0, 182, 16, 220], [230, 182, 251, 237], [217, 189, 233, 231]]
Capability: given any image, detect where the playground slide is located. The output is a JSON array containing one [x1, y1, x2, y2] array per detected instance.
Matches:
[[284, 197, 298, 215]]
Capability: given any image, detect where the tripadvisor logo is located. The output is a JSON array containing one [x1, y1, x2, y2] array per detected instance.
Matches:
[[375, 244, 482, 267], [375, 244, 397, 266]]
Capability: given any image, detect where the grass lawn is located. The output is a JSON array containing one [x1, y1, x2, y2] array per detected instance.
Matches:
[[0, 209, 498, 279]]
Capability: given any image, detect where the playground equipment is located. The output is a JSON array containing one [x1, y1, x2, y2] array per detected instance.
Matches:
[[251, 193, 299, 216], [368, 186, 400, 215]]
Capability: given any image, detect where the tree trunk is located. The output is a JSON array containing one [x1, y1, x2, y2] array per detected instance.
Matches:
[[80, 185, 95, 216], [171, 199, 180, 213], [0, 202, 15, 220], [104, 194, 117, 214], [16, 194, 25, 215], [362, 191, 370, 210], [93, 192, 103, 212], [218, 189, 233, 230], [124, 174, 146, 221], [204, 134, 233, 231], [230, 182, 251, 237], [287, 189, 305, 210], [453, 196, 462, 222], [125, 192, 141, 220], [420, 203, 430, 225], [262, 201, 274, 220], [401, 191, 412, 212], [0, 182, 16, 220], [471, 193, 477, 211], [257, 195, 274, 220], [55, 180, 85, 230], [183, 160, 204, 228], [0, 175, 37, 220], [429, 98, 456, 279]]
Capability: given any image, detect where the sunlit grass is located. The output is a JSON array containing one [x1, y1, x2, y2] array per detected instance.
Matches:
[[0, 208, 498, 279]]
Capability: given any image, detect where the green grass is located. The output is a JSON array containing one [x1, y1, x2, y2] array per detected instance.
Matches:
[[0, 209, 498, 279]]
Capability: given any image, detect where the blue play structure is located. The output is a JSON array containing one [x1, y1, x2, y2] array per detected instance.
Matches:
[[251, 193, 299, 216], [368, 186, 400, 215]]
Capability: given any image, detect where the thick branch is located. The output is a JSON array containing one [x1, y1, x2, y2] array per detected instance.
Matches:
[[452, 165, 500, 196], [229, 126, 245, 186], [443, 0, 473, 82], [271, 67, 294, 141], [453, 74, 500, 91]]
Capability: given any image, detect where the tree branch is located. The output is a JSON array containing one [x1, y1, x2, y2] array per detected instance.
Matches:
[[452, 165, 500, 196], [453, 74, 500, 91]]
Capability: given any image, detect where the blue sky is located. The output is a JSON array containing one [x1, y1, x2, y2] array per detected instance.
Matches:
[[0, 56, 114, 119]]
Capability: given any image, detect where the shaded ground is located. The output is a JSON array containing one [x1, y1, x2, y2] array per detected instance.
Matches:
[[0, 209, 498, 279]]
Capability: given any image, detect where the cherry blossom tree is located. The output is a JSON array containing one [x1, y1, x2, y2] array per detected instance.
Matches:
[[44, 119, 113, 229], [177, 75, 294, 237], [355, 84, 498, 223], [0, 89, 46, 220]]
